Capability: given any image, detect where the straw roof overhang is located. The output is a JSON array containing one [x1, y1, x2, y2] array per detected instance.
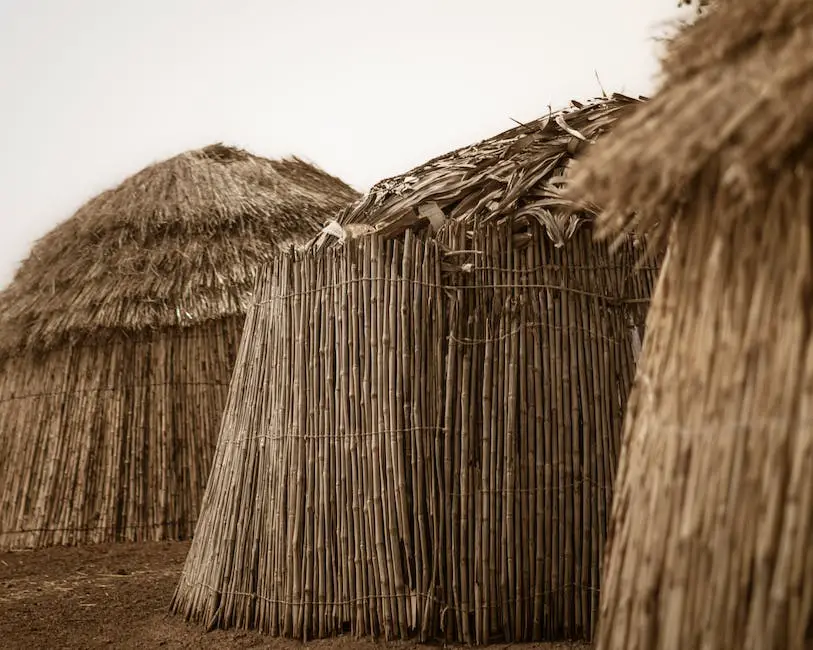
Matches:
[[0, 144, 359, 356], [311, 93, 646, 252], [564, 0, 813, 249]]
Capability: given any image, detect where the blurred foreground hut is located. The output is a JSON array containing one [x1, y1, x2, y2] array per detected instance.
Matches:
[[172, 94, 663, 643], [564, 1, 813, 649], [0, 145, 359, 550]]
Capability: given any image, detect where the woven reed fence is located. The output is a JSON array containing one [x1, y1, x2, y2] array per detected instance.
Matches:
[[171, 220, 660, 643], [0, 316, 242, 549]]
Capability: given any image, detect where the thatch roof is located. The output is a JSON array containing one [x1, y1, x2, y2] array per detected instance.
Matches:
[[564, 0, 813, 249], [0, 144, 359, 355], [312, 94, 645, 250]]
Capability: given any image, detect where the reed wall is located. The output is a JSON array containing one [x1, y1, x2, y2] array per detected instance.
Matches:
[[171, 221, 660, 643], [0, 316, 243, 549]]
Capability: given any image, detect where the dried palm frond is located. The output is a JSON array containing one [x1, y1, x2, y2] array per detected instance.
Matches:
[[311, 94, 645, 251]]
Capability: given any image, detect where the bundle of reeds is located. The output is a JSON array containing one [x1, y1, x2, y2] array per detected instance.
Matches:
[[172, 232, 449, 639], [562, 0, 813, 648], [171, 219, 660, 643], [436, 221, 656, 643]]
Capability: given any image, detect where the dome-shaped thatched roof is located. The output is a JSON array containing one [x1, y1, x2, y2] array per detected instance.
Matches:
[[0, 144, 360, 355]]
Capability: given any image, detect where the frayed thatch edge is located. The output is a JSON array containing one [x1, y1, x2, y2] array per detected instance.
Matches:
[[564, 0, 813, 250], [307, 94, 646, 253], [0, 147, 359, 356]]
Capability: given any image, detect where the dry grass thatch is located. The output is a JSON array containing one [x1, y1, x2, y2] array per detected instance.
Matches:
[[311, 93, 645, 249], [563, 1, 813, 649], [565, 0, 813, 251], [0, 144, 359, 354], [0, 146, 359, 550], [171, 96, 661, 644]]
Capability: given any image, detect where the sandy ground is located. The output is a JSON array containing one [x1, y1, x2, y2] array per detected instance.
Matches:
[[0, 541, 589, 649]]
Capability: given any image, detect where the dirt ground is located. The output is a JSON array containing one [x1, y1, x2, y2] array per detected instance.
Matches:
[[0, 541, 590, 649]]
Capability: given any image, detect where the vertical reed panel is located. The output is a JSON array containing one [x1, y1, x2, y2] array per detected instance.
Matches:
[[169, 223, 660, 643], [0, 316, 242, 550]]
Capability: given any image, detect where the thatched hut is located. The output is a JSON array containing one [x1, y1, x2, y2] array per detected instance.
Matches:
[[0, 144, 359, 550], [563, 1, 813, 649], [170, 94, 662, 643]]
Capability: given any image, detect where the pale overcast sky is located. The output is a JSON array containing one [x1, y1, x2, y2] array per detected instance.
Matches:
[[0, 0, 688, 288]]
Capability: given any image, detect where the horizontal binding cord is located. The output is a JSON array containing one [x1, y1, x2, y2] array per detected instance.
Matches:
[[221, 425, 443, 444], [0, 379, 230, 404], [449, 322, 629, 346], [0, 518, 199, 536], [255, 277, 645, 306], [176, 572, 601, 611]]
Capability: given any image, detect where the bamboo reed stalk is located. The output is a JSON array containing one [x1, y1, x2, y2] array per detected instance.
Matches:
[[528, 236, 547, 638], [517, 240, 531, 640]]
